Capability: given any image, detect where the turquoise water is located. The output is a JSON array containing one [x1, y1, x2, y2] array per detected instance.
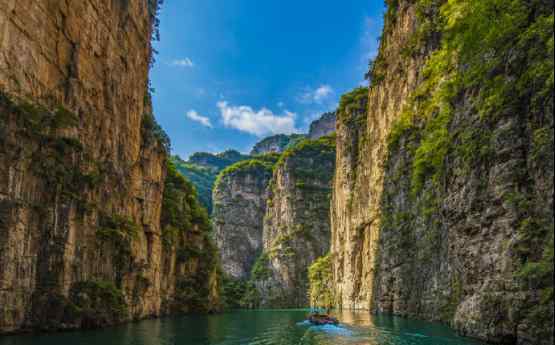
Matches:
[[0, 310, 484, 345]]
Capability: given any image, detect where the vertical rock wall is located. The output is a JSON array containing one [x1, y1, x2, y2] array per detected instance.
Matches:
[[257, 136, 335, 307], [331, 1, 553, 344], [212, 159, 275, 279], [331, 1, 428, 310], [0, 0, 220, 333]]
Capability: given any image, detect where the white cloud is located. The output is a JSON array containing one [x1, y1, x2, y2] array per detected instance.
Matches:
[[171, 58, 194, 68], [299, 84, 334, 104], [217, 101, 298, 137], [186, 110, 212, 128]]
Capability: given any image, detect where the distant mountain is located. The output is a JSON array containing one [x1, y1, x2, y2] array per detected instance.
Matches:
[[177, 112, 337, 213], [172, 150, 250, 213], [308, 112, 336, 139], [250, 134, 306, 155]]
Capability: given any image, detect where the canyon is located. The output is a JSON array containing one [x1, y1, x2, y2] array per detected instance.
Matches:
[[212, 113, 336, 308], [0, 1, 552, 345]]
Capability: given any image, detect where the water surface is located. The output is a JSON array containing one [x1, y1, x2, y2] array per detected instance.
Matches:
[[0, 310, 485, 345]]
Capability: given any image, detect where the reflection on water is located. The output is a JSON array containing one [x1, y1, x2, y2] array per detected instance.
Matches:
[[0, 310, 485, 345]]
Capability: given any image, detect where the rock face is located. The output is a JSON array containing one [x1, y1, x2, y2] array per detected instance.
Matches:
[[255, 136, 335, 307], [250, 134, 305, 155], [308, 112, 336, 139], [331, 1, 553, 345], [212, 158, 276, 279], [0, 0, 219, 333]]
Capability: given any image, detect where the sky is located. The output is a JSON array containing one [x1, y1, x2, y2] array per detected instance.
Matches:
[[150, 0, 385, 159]]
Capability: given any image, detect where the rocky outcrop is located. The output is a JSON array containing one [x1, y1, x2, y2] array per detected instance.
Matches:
[[331, 1, 553, 344], [254, 136, 335, 307], [308, 112, 336, 139], [250, 134, 305, 155], [0, 0, 219, 333], [212, 156, 277, 279]]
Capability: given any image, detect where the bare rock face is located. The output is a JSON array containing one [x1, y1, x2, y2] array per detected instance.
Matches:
[[332, 1, 553, 344], [250, 134, 305, 155], [308, 112, 336, 139], [331, 1, 426, 311], [0, 0, 220, 333], [212, 159, 275, 279], [255, 136, 335, 307]]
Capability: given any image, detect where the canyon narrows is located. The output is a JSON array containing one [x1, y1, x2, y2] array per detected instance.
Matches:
[[0, 1, 552, 344]]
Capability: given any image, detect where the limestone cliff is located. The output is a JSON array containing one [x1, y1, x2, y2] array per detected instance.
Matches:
[[250, 134, 305, 155], [331, 1, 553, 344], [212, 155, 278, 280], [308, 112, 336, 139], [0, 0, 219, 333], [254, 136, 335, 308]]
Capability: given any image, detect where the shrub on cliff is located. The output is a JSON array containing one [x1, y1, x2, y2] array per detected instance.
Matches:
[[308, 254, 334, 309], [214, 156, 277, 190], [68, 280, 128, 329]]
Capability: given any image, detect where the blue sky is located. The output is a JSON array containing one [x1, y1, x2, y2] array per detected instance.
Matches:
[[150, 0, 384, 159]]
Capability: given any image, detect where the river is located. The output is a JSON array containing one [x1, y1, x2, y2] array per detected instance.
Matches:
[[0, 310, 485, 345]]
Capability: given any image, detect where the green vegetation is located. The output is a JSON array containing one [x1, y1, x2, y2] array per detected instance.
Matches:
[[0, 91, 104, 212], [96, 213, 139, 272], [189, 150, 250, 170], [221, 276, 249, 309], [142, 112, 170, 152], [220, 252, 272, 309], [173, 160, 215, 212], [388, 0, 554, 195], [251, 253, 272, 281], [172, 150, 250, 213], [68, 280, 128, 328], [250, 133, 306, 155], [176, 245, 202, 263], [30, 280, 128, 330], [337, 87, 369, 123], [214, 155, 277, 190], [96, 214, 139, 244], [162, 161, 211, 240], [308, 254, 334, 309], [161, 161, 221, 313], [381, 0, 554, 332], [276, 134, 335, 172]]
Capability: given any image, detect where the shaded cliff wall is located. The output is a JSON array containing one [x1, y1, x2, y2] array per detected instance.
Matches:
[[332, 1, 553, 344], [0, 0, 220, 333], [255, 136, 335, 307], [212, 157, 276, 280]]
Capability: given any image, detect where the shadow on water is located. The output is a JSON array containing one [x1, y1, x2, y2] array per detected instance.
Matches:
[[0, 310, 486, 345]]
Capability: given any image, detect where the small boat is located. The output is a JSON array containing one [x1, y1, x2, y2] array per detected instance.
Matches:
[[307, 313, 339, 326]]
